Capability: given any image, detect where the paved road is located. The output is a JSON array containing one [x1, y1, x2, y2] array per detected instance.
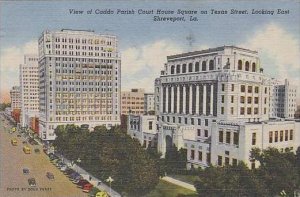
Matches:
[[0, 113, 87, 197]]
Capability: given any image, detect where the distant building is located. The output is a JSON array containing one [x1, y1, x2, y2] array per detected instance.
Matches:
[[10, 86, 21, 111], [127, 114, 157, 148], [121, 89, 145, 115], [38, 29, 121, 140], [144, 93, 155, 114], [19, 55, 39, 128], [270, 79, 297, 119]]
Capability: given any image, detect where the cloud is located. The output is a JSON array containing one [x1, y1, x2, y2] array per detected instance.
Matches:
[[240, 23, 300, 103], [241, 23, 300, 79], [121, 40, 182, 92], [0, 40, 38, 103]]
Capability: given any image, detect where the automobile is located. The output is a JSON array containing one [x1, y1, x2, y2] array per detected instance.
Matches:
[[72, 176, 83, 184], [23, 168, 30, 175], [22, 141, 27, 144], [82, 183, 93, 193], [88, 187, 101, 197], [60, 165, 67, 172], [11, 138, 18, 146], [17, 134, 21, 137], [95, 191, 108, 197], [46, 172, 54, 180], [23, 146, 31, 154], [69, 172, 81, 180], [34, 148, 40, 154], [76, 180, 90, 188], [63, 168, 74, 175], [28, 178, 36, 187]]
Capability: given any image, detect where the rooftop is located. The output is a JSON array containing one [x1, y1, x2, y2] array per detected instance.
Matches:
[[167, 46, 258, 61]]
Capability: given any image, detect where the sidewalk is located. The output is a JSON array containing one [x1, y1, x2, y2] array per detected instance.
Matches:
[[161, 176, 197, 192], [61, 155, 121, 197]]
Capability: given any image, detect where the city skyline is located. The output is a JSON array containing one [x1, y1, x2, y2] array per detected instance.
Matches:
[[1, 1, 299, 104]]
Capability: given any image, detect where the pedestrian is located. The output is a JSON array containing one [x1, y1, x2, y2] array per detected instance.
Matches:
[[97, 181, 101, 186], [89, 176, 92, 181]]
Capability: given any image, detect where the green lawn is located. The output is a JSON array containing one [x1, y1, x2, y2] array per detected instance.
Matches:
[[145, 180, 198, 197], [169, 174, 200, 185]]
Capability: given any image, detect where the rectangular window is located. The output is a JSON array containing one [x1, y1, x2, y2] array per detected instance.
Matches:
[[254, 108, 258, 115], [197, 129, 201, 136], [247, 97, 252, 104], [190, 150, 195, 160], [232, 158, 238, 166], [241, 85, 245, 92], [252, 133, 256, 145], [269, 131, 273, 143], [221, 95, 225, 103], [233, 132, 239, 145], [255, 87, 259, 93], [178, 117, 181, 123], [222, 84, 225, 91], [225, 157, 230, 165], [219, 130, 223, 143], [149, 121, 153, 130], [218, 156, 222, 166], [280, 130, 283, 142], [247, 107, 252, 115], [205, 130, 208, 137], [231, 84, 234, 91], [275, 131, 278, 142], [290, 130, 293, 140], [240, 96, 245, 103], [285, 130, 288, 141], [254, 97, 259, 104], [226, 131, 231, 144], [198, 119, 201, 125], [206, 153, 211, 164], [198, 151, 202, 161], [221, 107, 224, 114], [240, 107, 245, 115], [248, 86, 252, 93], [191, 118, 194, 125], [231, 96, 234, 103], [231, 107, 234, 115], [205, 119, 208, 126]]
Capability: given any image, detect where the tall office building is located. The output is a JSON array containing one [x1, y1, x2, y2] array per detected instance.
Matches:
[[144, 93, 155, 114], [154, 46, 300, 168], [121, 89, 145, 115], [19, 55, 39, 128], [270, 79, 297, 119], [38, 29, 121, 140], [10, 86, 21, 111]]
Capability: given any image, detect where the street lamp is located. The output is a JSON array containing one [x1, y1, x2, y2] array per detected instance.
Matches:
[[106, 176, 114, 195]]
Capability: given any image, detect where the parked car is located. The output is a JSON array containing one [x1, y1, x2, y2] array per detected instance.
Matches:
[[28, 178, 36, 187], [88, 187, 101, 197], [82, 183, 93, 193], [69, 172, 81, 180], [77, 180, 90, 188], [64, 168, 75, 175], [60, 165, 67, 172], [72, 176, 83, 184], [23, 168, 30, 175], [46, 172, 54, 180], [17, 134, 21, 137]]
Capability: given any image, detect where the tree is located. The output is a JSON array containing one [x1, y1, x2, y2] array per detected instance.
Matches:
[[194, 163, 268, 197], [250, 147, 299, 196], [53, 124, 160, 196], [164, 145, 187, 174]]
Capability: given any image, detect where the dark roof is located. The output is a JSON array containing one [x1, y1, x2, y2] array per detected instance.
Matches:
[[167, 46, 258, 60]]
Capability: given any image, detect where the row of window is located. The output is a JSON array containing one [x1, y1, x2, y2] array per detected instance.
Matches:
[[161, 116, 210, 126], [170, 60, 215, 74], [54, 37, 113, 45], [269, 130, 293, 143], [237, 60, 257, 72], [218, 155, 238, 166], [190, 150, 211, 164], [219, 130, 239, 145]]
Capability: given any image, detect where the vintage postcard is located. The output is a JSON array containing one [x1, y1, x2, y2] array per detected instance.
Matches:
[[0, 0, 299, 197]]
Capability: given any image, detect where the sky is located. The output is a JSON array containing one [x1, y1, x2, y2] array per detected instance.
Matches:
[[0, 0, 299, 103]]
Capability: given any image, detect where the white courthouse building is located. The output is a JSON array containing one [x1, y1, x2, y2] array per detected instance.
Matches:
[[19, 55, 39, 128], [153, 46, 300, 169], [38, 29, 121, 140]]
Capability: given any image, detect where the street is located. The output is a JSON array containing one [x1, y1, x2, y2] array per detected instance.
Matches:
[[0, 113, 87, 197]]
